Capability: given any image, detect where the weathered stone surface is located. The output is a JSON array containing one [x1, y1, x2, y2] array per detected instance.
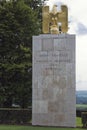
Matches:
[[32, 34, 76, 127], [42, 39, 53, 51]]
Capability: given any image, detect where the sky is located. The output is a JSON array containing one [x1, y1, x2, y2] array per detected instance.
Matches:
[[44, 0, 87, 90]]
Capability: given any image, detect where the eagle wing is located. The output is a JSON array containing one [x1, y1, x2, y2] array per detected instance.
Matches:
[[42, 6, 50, 33]]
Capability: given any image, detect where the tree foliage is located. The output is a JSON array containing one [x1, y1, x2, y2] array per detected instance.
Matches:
[[0, 0, 40, 108]]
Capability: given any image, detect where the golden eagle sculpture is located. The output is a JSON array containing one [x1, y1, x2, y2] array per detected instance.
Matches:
[[42, 5, 68, 34]]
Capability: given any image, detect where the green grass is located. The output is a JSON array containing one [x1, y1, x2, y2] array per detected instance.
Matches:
[[0, 117, 84, 130], [76, 117, 82, 127], [0, 125, 83, 130], [76, 104, 87, 109], [0, 125, 85, 130]]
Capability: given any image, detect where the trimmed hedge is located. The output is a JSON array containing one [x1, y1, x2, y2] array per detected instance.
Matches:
[[81, 112, 87, 128], [76, 109, 87, 117], [0, 108, 32, 124]]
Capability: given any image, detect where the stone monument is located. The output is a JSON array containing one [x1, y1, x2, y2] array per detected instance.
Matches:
[[32, 4, 76, 127]]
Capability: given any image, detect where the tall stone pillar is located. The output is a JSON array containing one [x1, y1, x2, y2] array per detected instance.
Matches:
[[32, 34, 76, 127]]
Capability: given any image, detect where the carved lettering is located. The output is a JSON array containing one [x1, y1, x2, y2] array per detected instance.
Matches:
[[35, 51, 71, 63]]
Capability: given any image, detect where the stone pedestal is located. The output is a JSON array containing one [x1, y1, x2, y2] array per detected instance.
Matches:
[[32, 34, 76, 127]]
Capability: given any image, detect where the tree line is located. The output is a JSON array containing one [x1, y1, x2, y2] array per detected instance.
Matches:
[[0, 0, 46, 108]]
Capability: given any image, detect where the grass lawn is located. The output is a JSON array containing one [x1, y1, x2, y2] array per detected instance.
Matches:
[[0, 125, 84, 130], [0, 118, 84, 130], [76, 104, 87, 109], [0, 125, 85, 130], [76, 117, 82, 127], [0, 117, 84, 130]]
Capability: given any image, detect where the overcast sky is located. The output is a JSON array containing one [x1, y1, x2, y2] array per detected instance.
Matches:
[[44, 0, 87, 90]]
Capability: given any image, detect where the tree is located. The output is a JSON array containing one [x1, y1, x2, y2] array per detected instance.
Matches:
[[24, 0, 47, 33], [0, 0, 40, 108]]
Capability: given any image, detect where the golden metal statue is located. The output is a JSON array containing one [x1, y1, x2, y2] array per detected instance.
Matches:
[[42, 5, 68, 34]]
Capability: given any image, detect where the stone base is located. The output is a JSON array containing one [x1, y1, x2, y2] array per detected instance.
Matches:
[[32, 34, 76, 127]]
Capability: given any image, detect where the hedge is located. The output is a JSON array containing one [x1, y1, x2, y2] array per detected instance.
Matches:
[[76, 109, 87, 117], [0, 108, 32, 124], [81, 112, 87, 128]]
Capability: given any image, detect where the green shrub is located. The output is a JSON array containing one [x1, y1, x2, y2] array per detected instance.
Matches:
[[81, 112, 87, 128], [0, 108, 32, 124]]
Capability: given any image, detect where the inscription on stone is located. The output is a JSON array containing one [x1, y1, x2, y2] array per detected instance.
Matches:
[[35, 50, 71, 63]]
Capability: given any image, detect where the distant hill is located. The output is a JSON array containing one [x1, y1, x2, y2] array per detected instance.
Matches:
[[76, 91, 87, 104]]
